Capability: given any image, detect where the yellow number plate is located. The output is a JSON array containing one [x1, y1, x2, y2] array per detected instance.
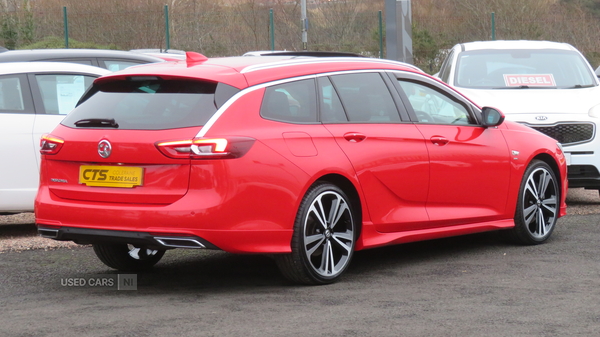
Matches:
[[79, 165, 144, 188]]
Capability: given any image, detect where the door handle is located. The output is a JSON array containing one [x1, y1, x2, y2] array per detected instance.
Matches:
[[430, 136, 449, 146], [343, 132, 366, 143]]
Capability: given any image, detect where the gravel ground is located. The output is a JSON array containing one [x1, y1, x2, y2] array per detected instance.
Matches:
[[1, 187, 598, 253], [0, 212, 80, 253], [0, 212, 34, 224]]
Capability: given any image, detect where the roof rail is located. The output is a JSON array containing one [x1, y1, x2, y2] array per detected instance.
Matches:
[[247, 51, 367, 58], [240, 57, 423, 74]]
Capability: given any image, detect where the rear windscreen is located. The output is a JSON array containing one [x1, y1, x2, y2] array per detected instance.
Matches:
[[61, 78, 218, 130]]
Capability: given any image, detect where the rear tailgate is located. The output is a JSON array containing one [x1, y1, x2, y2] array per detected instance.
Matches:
[[43, 125, 199, 204]]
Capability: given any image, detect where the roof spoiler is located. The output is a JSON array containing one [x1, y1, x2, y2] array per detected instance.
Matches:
[[186, 51, 208, 65]]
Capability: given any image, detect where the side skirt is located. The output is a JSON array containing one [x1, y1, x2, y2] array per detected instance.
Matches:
[[355, 219, 515, 251]]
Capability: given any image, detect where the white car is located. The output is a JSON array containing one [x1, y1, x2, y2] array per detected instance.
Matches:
[[0, 62, 110, 213], [436, 40, 600, 194]]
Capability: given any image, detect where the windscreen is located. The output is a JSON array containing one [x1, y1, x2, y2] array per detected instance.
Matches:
[[455, 49, 596, 89], [61, 78, 218, 130]]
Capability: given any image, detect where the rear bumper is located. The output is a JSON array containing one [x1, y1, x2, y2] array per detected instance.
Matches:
[[35, 173, 297, 254], [36, 220, 294, 254], [37, 225, 219, 250]]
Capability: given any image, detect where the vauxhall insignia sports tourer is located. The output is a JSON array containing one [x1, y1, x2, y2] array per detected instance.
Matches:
[[35, 53, 568, 284]]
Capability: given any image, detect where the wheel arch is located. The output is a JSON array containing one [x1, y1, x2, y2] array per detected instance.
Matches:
[[312, 173, 363, 237], [528, 151, 568, 218], [505, 150, 566, 221], [533, 152, 564, 192]]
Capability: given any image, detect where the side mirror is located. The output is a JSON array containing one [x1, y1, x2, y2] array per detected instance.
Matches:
[[481, 107, 505, 127]]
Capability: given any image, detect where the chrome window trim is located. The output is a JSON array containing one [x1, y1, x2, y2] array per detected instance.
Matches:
[[388, 70, 482, 121], [197, 69, 421, 137], [197, 74, 318, 137]]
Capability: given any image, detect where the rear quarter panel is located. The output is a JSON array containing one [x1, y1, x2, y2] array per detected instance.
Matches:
[[201, 87, 367, 228]]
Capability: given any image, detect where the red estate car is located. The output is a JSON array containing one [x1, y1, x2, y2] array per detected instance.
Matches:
[[35, 52, 568, 284]]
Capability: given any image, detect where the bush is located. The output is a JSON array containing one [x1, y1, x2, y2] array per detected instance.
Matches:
[[19, 36, 119, 50]]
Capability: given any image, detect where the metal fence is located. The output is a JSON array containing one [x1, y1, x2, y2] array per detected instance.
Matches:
[[11, 5, 383, 58], [3, 4, 600, 73]]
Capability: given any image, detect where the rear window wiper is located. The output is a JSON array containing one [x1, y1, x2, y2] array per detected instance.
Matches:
[[74, 118, 119, 128]]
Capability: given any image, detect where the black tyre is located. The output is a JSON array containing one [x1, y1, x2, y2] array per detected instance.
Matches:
[[276, 182, 357, 285], [92, 243, 165, 271], [507, 160, 559, 245]]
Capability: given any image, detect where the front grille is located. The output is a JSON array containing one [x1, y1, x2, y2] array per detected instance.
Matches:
[[568, 165, 600, 179], [525, 122, 595, 145], [567, 165, 600, 188]]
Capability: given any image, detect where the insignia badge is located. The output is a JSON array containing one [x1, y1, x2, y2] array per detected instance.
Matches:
[[98, 140, 112, 158]]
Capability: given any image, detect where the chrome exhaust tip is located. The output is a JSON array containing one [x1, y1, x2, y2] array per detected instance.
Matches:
[[154, 236, 206, 249], [38, 228, 59, 239]]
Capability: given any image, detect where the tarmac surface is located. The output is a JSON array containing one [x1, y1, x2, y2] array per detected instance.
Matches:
[[0, 188, 599, 336]]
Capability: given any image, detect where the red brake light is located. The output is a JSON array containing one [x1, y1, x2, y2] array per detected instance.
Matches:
[[40, 134, 64, 155], [156, 137, 255, 159], [155, 140, 194, 159]]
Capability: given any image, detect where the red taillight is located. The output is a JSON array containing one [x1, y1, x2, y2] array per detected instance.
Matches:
[[40, 134, 64, 155], [155, 139, 194, 159], [156, 137, 255, 159]]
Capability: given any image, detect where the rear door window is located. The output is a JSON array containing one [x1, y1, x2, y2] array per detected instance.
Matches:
[[100, 59, 147, 71], [318, 76, 348, 122], [329, 72, 401, 123], [34, 74, 97, 115], [62, 78, 219, 130], [45, 58, 94, 66], [260, 79, 317, 123], [0, 75, 33, 113]]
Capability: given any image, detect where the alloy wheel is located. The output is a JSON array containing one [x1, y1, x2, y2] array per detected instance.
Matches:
[[521, 166, 558, 239], [302, 190, 355, 278]]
